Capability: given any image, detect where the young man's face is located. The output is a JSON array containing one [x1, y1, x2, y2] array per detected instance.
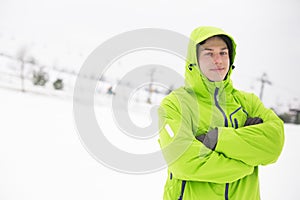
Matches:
[[197, 36, 230, 82]]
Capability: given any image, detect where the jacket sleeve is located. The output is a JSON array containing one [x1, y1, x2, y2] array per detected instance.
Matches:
[[158, 95, 254, 184], [215, 93, 285, 166]]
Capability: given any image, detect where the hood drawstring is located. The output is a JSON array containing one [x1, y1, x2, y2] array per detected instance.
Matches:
[[188, 63, 197, 71]]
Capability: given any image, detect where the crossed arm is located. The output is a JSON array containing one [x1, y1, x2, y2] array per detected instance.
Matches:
[[158, 93, 284, 183]]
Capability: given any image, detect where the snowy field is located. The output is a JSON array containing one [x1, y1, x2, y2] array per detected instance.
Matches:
[[0, 88, 299, 200]]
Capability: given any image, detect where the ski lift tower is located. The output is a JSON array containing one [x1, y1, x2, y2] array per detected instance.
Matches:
[[258, 73, 272, 100], [147, 68, 156, 104]]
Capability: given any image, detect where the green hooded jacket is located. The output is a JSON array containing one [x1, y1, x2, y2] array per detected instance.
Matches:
[[158, 26, 285, 200]]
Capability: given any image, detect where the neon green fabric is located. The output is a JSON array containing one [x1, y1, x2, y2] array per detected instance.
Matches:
[[158, 26, 284, 199]]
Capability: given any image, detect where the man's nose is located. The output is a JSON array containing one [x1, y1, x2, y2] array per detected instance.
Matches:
[[213, 53, 222, 64]]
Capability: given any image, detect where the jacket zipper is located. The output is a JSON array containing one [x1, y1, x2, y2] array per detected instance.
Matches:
[[214, 88, 230, 200], [229, 107, 242, 129], [178, 180, 186, 200], [214, 88, 228, 127], [225, 183, 229, 200], [234, 118, 238, 128]]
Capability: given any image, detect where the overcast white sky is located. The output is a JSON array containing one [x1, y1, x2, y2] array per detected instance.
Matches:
[[0, 0, 300, 111]]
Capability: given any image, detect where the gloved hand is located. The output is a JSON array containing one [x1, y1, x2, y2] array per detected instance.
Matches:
[[196, 128, 218, 150], [244, 117, 263, 126]]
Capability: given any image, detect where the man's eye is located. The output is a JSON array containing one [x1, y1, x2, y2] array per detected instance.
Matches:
[[205, 52, 213, 56], [220, 52, 228, 55]]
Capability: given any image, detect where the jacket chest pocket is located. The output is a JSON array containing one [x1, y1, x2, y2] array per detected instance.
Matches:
[[193, 106, 248, 136], [228, 106, 248, 129]]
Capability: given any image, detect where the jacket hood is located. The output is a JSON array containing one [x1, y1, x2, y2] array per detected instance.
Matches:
[[184, 26, 237, 96]]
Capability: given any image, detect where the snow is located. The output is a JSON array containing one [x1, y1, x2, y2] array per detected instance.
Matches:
[[260, 124, 300, 199], [0, 88, 299, 199]]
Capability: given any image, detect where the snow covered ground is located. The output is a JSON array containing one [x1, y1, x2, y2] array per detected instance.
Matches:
[[0, 88, 299, 200]]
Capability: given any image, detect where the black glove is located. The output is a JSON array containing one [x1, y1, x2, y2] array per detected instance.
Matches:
[[196, 128, 218, 150], [244, 117, 263, 126]]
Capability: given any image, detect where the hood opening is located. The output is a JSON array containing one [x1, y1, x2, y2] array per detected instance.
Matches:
[[184, 26, 237, 95]]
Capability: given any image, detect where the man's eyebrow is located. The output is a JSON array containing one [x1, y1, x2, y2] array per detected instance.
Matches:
[[202, 48, 213, 51], [201, 47, 228, 51]]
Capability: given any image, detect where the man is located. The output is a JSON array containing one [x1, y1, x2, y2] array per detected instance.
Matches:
[[158, 26, 284, 199]]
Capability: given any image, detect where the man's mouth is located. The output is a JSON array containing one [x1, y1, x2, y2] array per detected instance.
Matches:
[[211, 68, 225, 71]]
